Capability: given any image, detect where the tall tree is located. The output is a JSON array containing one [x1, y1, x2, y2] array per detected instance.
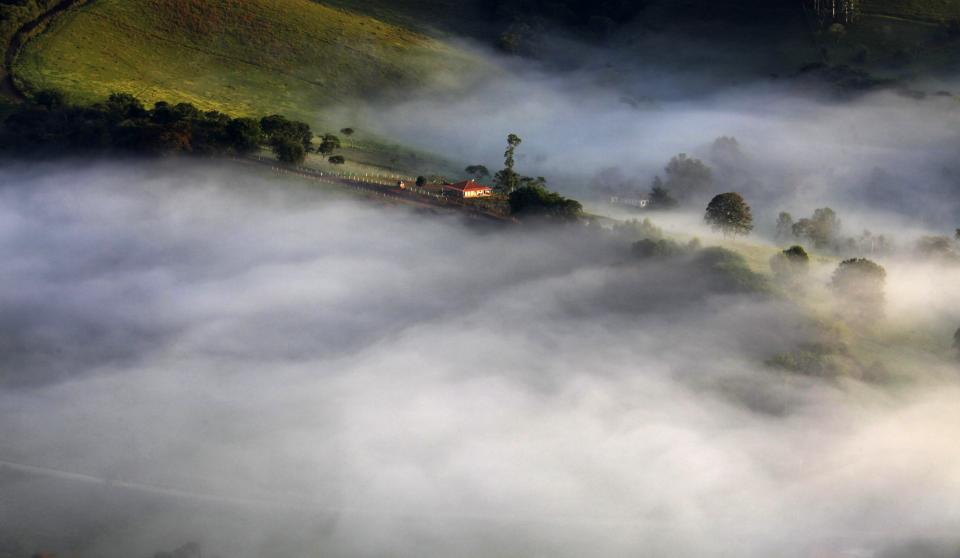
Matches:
[[705, 192, 753, 237], [664, 153, 713, 202], [648, 176, 677, 209], [494, 134, 522, 194], [775, 212, 794, 243], [792, 207, 841, 249]]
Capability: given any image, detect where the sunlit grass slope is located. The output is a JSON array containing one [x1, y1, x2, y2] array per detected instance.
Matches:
[[14, 0, 486, 122]]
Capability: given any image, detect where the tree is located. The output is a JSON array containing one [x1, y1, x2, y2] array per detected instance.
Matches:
[[416, 175, 427, 187], [465, 165, 490, 179], [105, 92, 148, 119], [328, 155, 345, 165], [770, 245, 810, 287], [704, 192, 753, 237], [33, 89, 66, 110], [648, 176, 677, 209], [225, 117, 263, 154], [831, 258, 886, 322], [508, 185, 582, 221], [775, 212, 794, 243], [663, 153, 713, 202], [494, 133, 523, 194], [318, 133, 341, 155], [272, 137, 306, 164], [793, 207, 841, 249], [260, 114, 312, 149], [340, 127, 355, 136]]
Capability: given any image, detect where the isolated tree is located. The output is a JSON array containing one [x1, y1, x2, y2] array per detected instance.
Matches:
[[775, 212, 794, 243], [663, 153, 713, 202], [705, 192, 753, 237], [831, 258, 886, 322], [340, 127, 355, 136], [770, 245, 810, 287], [318, 133, 341, 155], [793, 207, 841, 249], [415, 175, 427, 187], [648, 176, 677, 209], [494, 133, 523, 194], [465, 165, 490, 179], [328, 155, 345, 165]]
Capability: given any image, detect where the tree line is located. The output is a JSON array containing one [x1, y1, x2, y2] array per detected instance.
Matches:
[[0, 89, 346, 164]]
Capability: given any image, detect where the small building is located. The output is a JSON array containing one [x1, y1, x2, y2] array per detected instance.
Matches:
[[610, 195, 649, 209], [443, 179, 493, 199]]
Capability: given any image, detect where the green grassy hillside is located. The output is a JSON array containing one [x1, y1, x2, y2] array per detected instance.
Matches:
[[13, 0, 488, 121]]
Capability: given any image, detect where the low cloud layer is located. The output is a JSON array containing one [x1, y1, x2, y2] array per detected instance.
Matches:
[[353, 44, 960, 231], [0, 163, 958, 558]]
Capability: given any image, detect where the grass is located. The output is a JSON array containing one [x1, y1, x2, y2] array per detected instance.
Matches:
[[11, 0, 493, 180], [13, 0, 488, 122], [862, 0, 960, 23]]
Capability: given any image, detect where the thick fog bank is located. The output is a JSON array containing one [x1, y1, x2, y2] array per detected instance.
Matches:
[[0, 164, 958, 558], [356, 50, 960, 229]]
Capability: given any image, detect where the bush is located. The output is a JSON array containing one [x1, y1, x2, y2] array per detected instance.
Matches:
[[508, 185, 583, 221], [631, 238, 686, 259], [694, 247, 769, 294]]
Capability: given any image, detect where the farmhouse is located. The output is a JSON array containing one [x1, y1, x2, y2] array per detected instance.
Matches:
[[610, 195, 649, 209], [443, 179, 493, 199]]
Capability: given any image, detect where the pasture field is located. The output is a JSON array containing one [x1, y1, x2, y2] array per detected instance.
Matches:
[[13, 0, 487, 121]]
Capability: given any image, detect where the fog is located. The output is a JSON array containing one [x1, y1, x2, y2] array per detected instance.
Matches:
[[0, 161, 958, 558], [354, 43, 960, 230]]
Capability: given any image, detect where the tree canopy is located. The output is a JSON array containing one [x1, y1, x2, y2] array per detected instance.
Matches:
[[508, 185, 582, 221], [663, 153, 713, 203], [494, 133, 523, 194], [793, 207, 841, 249], [704, 192, 753, 237]]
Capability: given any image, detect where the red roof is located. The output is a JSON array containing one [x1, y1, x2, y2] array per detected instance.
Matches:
[[445, 179, 492, 192]]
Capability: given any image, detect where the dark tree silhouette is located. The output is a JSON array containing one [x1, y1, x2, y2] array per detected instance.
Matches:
[[705, 192, 753, 237]]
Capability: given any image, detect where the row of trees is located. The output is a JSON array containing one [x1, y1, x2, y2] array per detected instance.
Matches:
[[0, 89, 348, 165], [769, 244, 887, 322]]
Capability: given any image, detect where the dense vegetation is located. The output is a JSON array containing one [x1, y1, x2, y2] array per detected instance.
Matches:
[[0, 90, 320, 160]]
